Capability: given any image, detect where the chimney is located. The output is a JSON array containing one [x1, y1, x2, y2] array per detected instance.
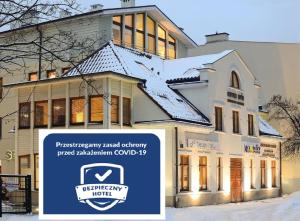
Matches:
[[90, 4, 104, 12], [205, 32, 229, 44], [121, 0, 136, 8]]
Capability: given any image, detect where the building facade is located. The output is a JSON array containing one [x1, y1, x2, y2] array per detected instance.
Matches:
[[0, 2, 282, 207]]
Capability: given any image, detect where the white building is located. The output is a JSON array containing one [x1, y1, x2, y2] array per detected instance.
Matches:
[[0, 2, 282, 207]]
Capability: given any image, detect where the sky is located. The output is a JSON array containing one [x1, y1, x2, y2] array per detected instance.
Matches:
[[77, 0, 300, 45]]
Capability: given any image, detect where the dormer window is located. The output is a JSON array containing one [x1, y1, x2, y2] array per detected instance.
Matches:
[[230, 71, 240, 89]]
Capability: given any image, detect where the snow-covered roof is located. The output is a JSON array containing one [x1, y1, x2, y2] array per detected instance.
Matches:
[[258, 116, 281, 137], [66, 42, 212, 125]]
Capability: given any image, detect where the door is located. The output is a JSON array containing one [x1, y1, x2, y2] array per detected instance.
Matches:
[[230, 158, 243, 202]]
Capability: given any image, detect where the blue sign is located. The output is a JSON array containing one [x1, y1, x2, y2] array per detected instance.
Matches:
[[39, 130, 165, 220]]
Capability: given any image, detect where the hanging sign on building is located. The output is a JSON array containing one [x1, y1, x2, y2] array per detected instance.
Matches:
[[244, 143, 261, 154], [39, 129, 165, 220], [260, 143, 278, 158], [187, 139, 218, 151]]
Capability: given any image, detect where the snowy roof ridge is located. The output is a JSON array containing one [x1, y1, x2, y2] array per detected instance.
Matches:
[[258, 116, 281, 137]]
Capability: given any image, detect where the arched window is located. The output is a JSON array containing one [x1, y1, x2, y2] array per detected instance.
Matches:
[[231, 71, 240, 89]]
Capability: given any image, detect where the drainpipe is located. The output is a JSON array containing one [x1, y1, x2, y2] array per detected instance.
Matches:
[[279, 141, 282, 197], [36, 25, 42, 80], [175, 127, 179, 207]]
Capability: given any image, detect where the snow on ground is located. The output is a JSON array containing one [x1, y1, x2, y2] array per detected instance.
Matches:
[[2, 192, 300, 221]]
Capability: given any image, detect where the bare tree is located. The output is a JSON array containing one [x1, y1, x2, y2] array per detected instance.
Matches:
[[267, 95, 300, 158], [0, 0, 106, 122]]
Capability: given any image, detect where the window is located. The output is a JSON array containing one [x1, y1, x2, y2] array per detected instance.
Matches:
[[199, 156, 208, 190], [250, 159, 255, 189], [0, 77, 3, 99], [123, 97, 131, 125], [19, 102, 31, 129], [248, 114, 254, 136], [158, 25, 166, 58], [89, 96, 103, 123], [62, 67, 70, 75], [47, 70, 57, 79], [52, 99, 66, 127], [215, 107, 223, 131], [232, 111, 240, 134], [111, 95, 119, 124], [168, 35, 176, 59], [135, 13, 145, 51], [28, 72, 38, 81], [19, 155, 31, 188], [34, 154, 39, 190], [217, 157, 223, 191], [124, 14, 134, 47], [180, 155, 189, 191], [147, 16, 156, 54], [272, 160, 276, 187], [261, 160, 266, 188], [231, 71, 240, 89], [34, 101, 48, 127], [70, 97, 85, 125], [113, 15, 122, 45]]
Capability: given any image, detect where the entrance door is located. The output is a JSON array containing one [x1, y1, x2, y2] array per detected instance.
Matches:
[[230, 158, 243, 202]]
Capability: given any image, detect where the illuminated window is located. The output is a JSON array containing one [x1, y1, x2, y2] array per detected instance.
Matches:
[[52, 99, 66, 127], [19, 102, 31, 129], [135, 13, 145, 51], [34, 154, 39, 190], [250, 159, 255, 189], [147, 16, 156, 54], [158, 25, 166, 58], [62, 67, 70, 75], [272, 161, 276, 187], [47, 70, 57, 79], [199, 156, 208, 190], [261, 160, 266, 188], [19, 155, 31, 188], [215, 107, 223, 131], [89, 95, 103, 123], [28, 72, 38, 81], [233, 111, 240, 134], [217, 157, 223, 191], [180, 155, 189, 191], [111, 95, 119, 124], [124, 14, 134, 47], [70, 97, 85, 124], [34, 100, 48, 127], [248, 114, 254, 136], [123, 97, 131, 125], [168, 35, 176, 59], [231, 71, 240, 89], [113, 15, 122, 45]]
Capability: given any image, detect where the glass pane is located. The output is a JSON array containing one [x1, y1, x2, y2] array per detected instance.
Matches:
[[158, 39, 166, 58], [35, 154, 39, 190], [47, 70, 57, 79], [136, 31, 144, 51], [158, 25, 166, 39], [169, 35, 175, 44], [147, 16, 155, 35], [19, 103, 30, 128], [123, 97, 131, 125], [52, 99, 66, 126], [35, 101, 48, 127], [113, 24, 122, 45], [125, 14, 133, 28], [147, 36, 156, 54], [113, 15, 121, 24], [124, 28, 133, 47], [90, 96, 103, 122], [168, 44, 176, 59], [71, 98, 85, 124], [136, 13, 145, 31], [29, 72, 38, 81], [111, 96, 119, 123]]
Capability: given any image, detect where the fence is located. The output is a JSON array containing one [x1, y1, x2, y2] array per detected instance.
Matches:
[[0, 174, 32, 216]]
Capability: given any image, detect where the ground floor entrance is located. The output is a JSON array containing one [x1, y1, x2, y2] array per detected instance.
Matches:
[[230, 158, 243, 203]]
